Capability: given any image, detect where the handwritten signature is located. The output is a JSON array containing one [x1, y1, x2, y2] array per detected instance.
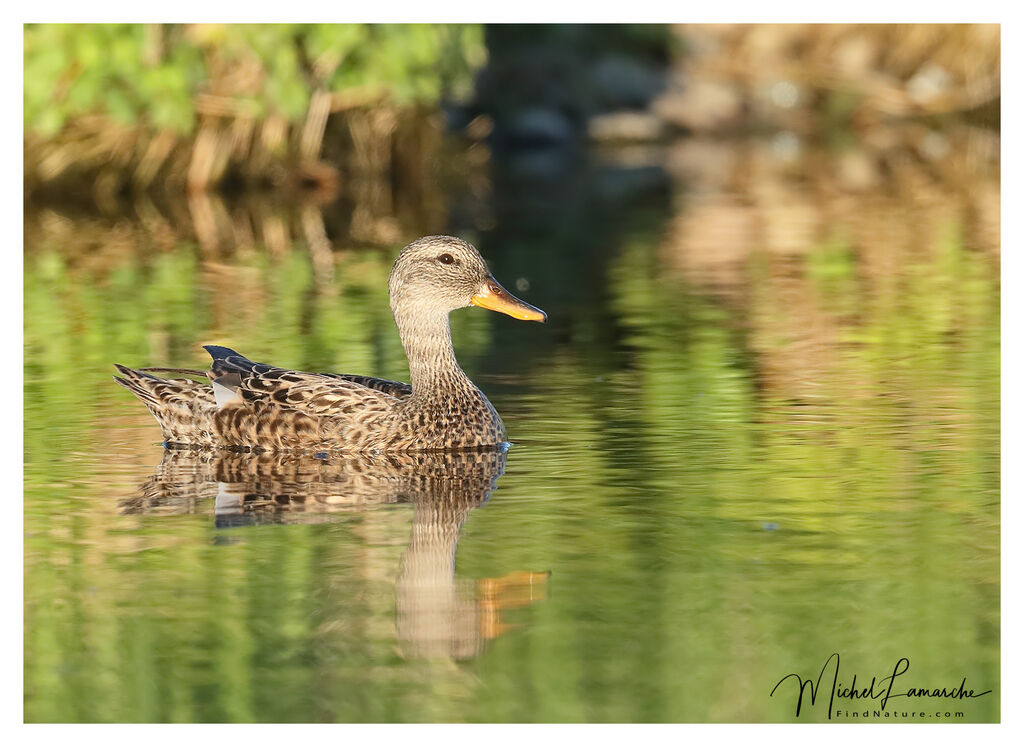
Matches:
[[770, 653, 991, 719]]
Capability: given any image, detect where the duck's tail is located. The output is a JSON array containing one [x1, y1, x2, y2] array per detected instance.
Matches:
[[113, 365, 218, 447]]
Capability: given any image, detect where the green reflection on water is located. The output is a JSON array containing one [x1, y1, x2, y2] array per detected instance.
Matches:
[[24, 185, 998, 722]]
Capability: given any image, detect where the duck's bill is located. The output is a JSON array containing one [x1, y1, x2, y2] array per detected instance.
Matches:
[[471, 277, 547, 322]]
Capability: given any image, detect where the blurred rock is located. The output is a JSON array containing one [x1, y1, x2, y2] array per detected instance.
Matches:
[[836, 149, 880, 191], [590, 55, 667, 110], [769, 131, 803, 164], [653, 75, 743, 132], [473, 25, 672, 149], [917, 130, 951, 161], [505, 107, 577, 147], [833, 34, 878, 75], [907, 63, 954, 105]]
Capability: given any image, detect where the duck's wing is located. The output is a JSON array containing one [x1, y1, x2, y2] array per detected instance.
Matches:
[[324, 374, 412, 398], [205, 346, 405, 391], [204, 345, 407, 417]]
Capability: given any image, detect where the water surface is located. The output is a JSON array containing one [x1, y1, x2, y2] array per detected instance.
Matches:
[[24, 132, 1000, 722]]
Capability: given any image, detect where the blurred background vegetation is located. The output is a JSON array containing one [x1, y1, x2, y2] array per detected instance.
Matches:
[[25, 24, 998, 201], [24, 24, 999, 722]]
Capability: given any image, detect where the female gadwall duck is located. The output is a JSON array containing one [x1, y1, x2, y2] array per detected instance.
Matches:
[[114, 236, 545, 452]]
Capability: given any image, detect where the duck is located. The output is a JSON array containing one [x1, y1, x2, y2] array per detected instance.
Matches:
[[114, 235, 546, 452]]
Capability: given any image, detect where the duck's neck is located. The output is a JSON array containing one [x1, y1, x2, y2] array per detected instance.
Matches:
[[393, 306, 473, 397]]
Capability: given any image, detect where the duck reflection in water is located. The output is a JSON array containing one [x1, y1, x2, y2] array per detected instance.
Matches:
[[122, 446, 548, 660]]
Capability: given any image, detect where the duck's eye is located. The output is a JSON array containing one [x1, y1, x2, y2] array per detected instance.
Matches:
[[438, 253, 455, 265]]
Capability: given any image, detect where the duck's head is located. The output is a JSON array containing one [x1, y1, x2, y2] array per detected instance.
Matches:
[[388, 236, 546, 323]]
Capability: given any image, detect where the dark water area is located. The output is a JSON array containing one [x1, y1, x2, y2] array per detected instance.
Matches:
[[24, 127, 999, 722]]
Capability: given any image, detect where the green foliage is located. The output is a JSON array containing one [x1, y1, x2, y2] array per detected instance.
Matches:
[[23, 23, 486, 136], [24, 24, 204, 135]]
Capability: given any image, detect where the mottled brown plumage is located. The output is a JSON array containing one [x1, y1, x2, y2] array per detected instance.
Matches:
[[121, 445, 507, 518], [113, 236, 546, 452]]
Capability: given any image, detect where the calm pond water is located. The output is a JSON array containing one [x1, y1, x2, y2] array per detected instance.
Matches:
[[24, 131, 999, 722]]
